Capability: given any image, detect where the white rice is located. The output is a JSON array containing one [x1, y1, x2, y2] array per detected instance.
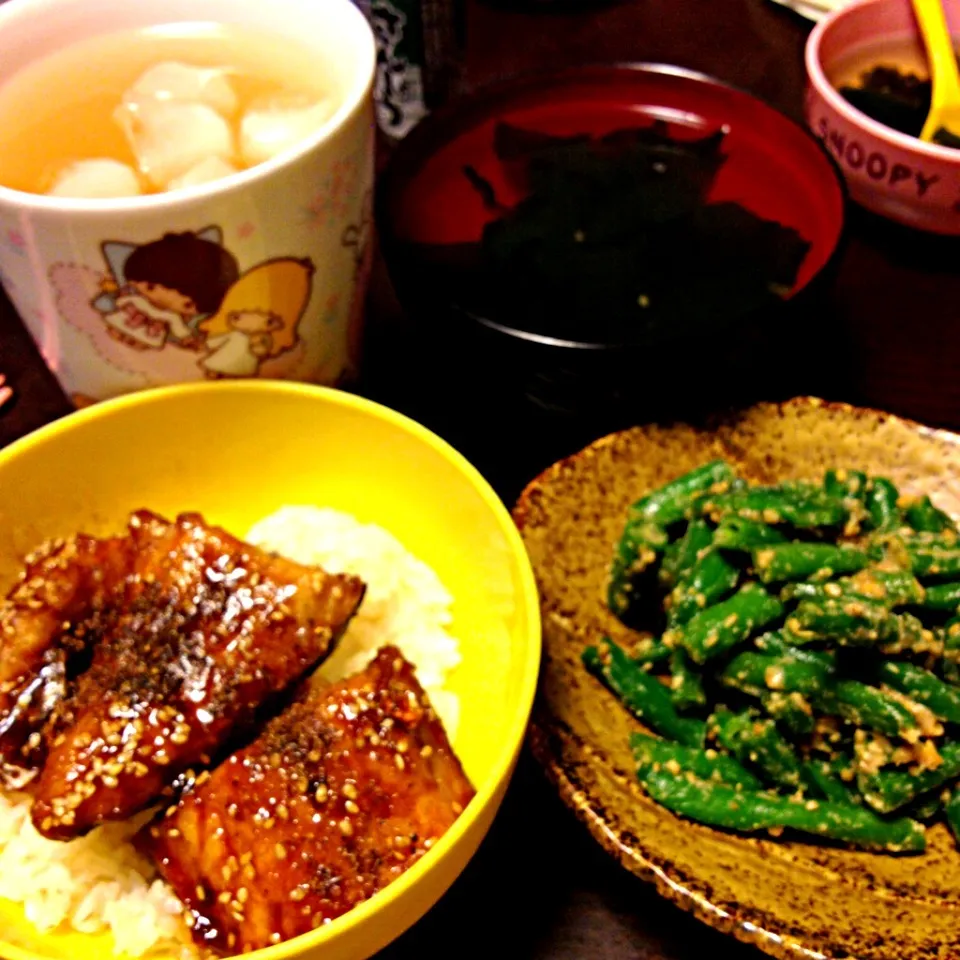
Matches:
[[0, 506, 462, 957], [246, 506, 462, 741], [0, 798, 188, 958]]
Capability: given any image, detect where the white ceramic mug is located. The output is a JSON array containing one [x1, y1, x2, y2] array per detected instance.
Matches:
[[0, 0, 376, 404]]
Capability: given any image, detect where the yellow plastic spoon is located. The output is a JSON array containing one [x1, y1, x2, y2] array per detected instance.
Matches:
[[912, 0, 960, 142]]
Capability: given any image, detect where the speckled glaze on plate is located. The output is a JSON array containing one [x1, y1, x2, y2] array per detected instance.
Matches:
[[513, 397, 960, 960]]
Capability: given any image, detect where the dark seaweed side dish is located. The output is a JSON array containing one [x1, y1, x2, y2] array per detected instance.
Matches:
[[446, 121, 811, 346], [840, 66, 960, 149]]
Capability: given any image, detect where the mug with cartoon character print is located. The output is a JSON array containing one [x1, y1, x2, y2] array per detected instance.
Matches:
[[0, 0, 376, 403]]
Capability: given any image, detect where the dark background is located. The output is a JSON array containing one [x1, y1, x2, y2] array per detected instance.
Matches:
[[2, 0, 960, 956]]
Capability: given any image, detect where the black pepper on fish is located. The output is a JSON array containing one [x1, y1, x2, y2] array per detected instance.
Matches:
[[140, 645, 474, 954], [0, 509, 365, 840]]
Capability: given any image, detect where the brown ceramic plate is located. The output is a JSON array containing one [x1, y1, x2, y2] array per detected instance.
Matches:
[[513, 397, 960, 960]]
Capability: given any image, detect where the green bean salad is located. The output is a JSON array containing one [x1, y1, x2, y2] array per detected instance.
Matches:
[[587, 461, 960, 854]]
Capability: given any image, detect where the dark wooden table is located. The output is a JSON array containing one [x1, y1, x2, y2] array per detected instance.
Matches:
[[3, 0, 960, 957]]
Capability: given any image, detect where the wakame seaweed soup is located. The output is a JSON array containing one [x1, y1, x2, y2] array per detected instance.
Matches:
[[458, 121, 811, 345]]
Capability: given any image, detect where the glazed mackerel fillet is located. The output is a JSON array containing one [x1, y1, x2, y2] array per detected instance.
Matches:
[[0, 534, 133, 788], [0, 510, 365, 841], [141, 646, 475, 955]]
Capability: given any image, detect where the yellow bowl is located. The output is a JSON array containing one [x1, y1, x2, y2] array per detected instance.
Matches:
[[0, 380, 541, 960]]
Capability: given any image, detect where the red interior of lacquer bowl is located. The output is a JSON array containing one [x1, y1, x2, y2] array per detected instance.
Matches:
[[386, 65, 846, 295]]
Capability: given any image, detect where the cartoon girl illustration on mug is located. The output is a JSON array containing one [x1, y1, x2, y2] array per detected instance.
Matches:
[[197, 258, 315, 378]]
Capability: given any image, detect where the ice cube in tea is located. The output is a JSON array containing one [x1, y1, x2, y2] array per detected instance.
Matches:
[[239, 96, 337, 167], [115, 99, 235, 189], [48, 159, 143, 199], [125, 62, 239, 117]]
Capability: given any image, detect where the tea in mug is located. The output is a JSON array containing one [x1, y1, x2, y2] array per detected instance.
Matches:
[[0, 22, 338, 197]]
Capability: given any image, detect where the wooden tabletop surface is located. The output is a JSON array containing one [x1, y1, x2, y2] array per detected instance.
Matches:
[[2, 0, 960, 957]]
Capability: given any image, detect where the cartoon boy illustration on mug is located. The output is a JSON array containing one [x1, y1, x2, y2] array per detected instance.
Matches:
[[197, 258, 315, 378], [93, 230, 240, 351]]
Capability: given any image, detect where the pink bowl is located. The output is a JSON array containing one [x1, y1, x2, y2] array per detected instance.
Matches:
[[805, 0, 960, 233]]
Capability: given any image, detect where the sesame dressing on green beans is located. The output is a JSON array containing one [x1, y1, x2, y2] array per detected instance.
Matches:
[[752, 542, 869, 584], [902, 494, 957, 535], [659, 519, 713, 589], [698, 486, 849, 531], [670, 583, 783, 665], [588, 460, 960, 854], [762, 691, 816, 736], [583, 638, 705, 747], [865, 477, 901, 532], [803, 759, 856, 805], [943, 618, 960, 685], [858, 741, 960, 813], [607, 460, 737, 618], [920, 581, 960, 613], [666, 548, 740, 627], [630, 733, 762, 790], [712, 517, 787, 551], [824, 469, 868, 503], [640, 767, 925, 853], [709, 708, 804, 789]]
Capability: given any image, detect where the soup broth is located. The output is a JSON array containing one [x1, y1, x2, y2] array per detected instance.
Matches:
[[0, 22, 336, 196]]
